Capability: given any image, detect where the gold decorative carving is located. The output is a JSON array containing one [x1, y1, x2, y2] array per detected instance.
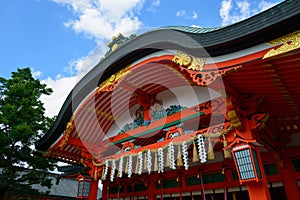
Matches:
[[227, 110, 243, 130], [263, 30, 300, 59], [172, 51, 242, 86], [80, 158, 88, 167], [172, 51, 206, 71], [98, 66, 131, 92], [42, 150, 52, 157], [226, 98, 244, 131], [111, 43, 118, 52], [92, 157, 103, 167], [86, 107, 115, 121], [58, 117, 74, 148]]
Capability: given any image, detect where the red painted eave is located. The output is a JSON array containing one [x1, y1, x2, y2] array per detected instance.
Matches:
[[47, 48, 300, 163]]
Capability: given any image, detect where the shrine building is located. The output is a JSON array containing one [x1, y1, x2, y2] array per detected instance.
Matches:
[[36, 1, 300, 199]]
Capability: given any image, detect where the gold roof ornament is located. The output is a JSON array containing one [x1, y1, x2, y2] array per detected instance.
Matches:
[[105, 33, 137, 56], [263, 30, 300, 59]]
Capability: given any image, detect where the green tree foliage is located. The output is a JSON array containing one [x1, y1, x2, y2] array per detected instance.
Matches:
[[0, 68, 56, 198]]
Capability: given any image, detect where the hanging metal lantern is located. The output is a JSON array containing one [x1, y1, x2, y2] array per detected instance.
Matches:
[[77, 174, 92, 198], [225, 138, 263, 183], [232, 143, 262, 183]]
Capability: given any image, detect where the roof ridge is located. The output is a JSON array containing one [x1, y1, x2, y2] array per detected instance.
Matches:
[[160, 26, 221, 34]]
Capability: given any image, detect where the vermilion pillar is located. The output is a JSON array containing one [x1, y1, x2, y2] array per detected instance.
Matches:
[[88, 179, 99, 200], [246, 147, 271, 200], [147, 175, 156, 200], [246, 181, 271, 200], [101, 181, 108, 200], [276, 155, 300, 200]]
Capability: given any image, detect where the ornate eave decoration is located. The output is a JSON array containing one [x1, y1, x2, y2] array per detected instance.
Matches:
[[86, 107, 115, 121], [248, 112, 269, 130], [58, 117, 74, 148], [172, 51, 206, 71], [172, 51, 242, 86], [98, 122, 234, 182], [226, 98, 244, 131], [105, 33, 137, 57], [263, 30, 300, 59], [97, 66, 131, 92]]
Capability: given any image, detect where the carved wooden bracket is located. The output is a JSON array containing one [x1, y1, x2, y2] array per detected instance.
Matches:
[[80, 150, 92, 168], [172, 51, 242, 86], [226, 98, 244, 131], [248, 112, 269, 130]]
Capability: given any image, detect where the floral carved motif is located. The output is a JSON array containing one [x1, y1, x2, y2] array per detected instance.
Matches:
[[172, 51, 242, 86]]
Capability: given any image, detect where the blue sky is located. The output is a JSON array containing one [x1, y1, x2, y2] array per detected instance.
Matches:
[[0, 0, 283, 116]]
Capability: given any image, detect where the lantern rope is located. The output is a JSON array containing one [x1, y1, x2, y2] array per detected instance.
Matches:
[[197, 134, 207, 163], [147, 150, 152, 174], [168, 142, 176, 170], [202, 125, 233, 138], [158, 147, 164, 173], [137, 151, 143, 175], [182, 141, 189, 170], [102, 160, 109, 180], [98, 124, 234, 182], [110, 159, 116, 182], [127, 155, 133, 178]]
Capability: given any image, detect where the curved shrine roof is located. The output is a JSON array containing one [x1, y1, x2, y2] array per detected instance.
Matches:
[[36, 0, 300, 155]]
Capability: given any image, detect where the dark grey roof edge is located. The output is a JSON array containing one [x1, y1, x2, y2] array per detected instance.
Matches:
[[166, 0, 300, 55], [35, 0, 300, 151]]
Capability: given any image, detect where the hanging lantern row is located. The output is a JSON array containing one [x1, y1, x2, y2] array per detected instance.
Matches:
[[101, 135, 212, 181], [98, 124, 234, 181]]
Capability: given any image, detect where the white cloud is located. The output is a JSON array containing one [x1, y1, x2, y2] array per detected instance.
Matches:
[[192, 12, 198, 19], [52, 0, 144, 41], [237, 0, 250, 18], [147, 0, 160, 12], [32, 70, 42, 78], [258, 0, 278, 11], [52, 0, 91, 13], [219, 0, 233, 26], [42, 0, 146, 117], [191, 25, 202, 28], [219, 0, 282, 26], [176, 10, 186, 17], [152, 0, 160, 7], [67, 43, 108, 77], [41, 75, 77, 117], [176, 10, 198, 20], [41, 43, 108, 117]]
